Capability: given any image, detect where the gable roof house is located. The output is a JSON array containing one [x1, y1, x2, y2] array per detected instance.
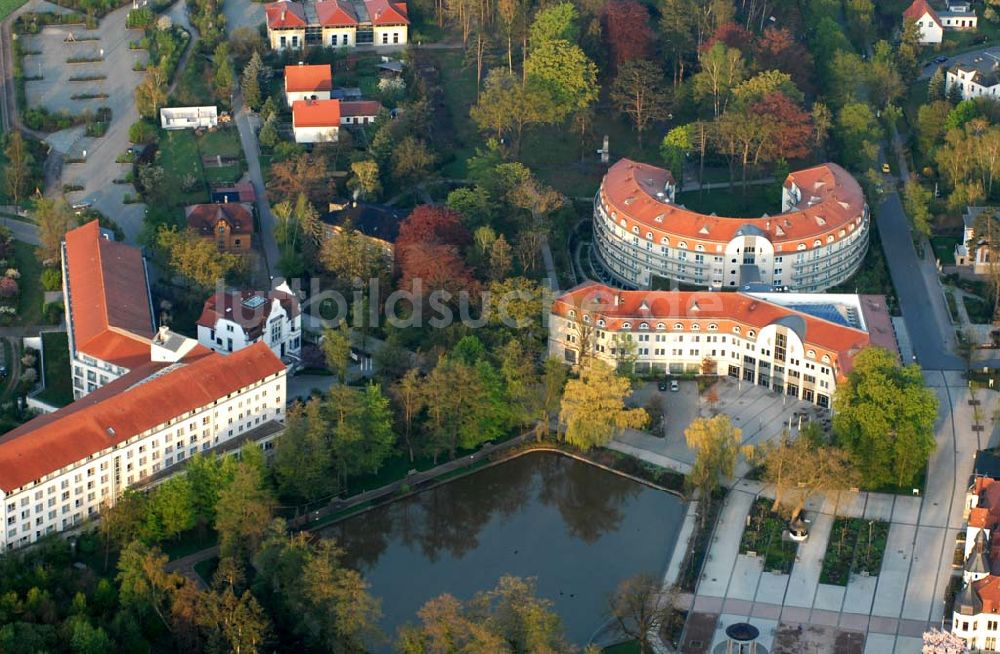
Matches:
[[185, 203, 254, 253], [264, 0, 308, 49], [904, 0, 977, 45], [292, 98, 341, 143], [947, 59, 1000, 101], [952, 475, 1000, 648], [61, 221, 157, 398], [284, 63, 334, 106]]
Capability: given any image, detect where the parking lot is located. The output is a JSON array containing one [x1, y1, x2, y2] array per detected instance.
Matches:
[[619, 376, 821, 473]]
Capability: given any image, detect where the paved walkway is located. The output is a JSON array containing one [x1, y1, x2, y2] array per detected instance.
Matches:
[[234, 93, 279, 278]]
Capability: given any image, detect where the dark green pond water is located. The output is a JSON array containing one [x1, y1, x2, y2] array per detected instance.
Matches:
[[323, 451, 686, 648]]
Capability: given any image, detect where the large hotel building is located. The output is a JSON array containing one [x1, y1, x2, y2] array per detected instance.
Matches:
[[549, 282, 899, 408], [593, 159, 870, 291], [0, 222, 288, 550]]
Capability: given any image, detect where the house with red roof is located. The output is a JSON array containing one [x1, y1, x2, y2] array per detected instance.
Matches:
[[196, 282, 301, 362], [265, 0, 408, 51], [61, 221, 157, 399], [549, 282, 898, 407], [292, 98, 341, 143], [284, 63, 333, 106], [904, 0, 977, 45], [340, 99, 382, 126], [952, 473, 1000, 648], [185, 202, 254, 253]]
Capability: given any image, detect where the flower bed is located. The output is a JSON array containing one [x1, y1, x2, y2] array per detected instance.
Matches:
[[819, 517, 890, 585], [739, 497, 797, 575]]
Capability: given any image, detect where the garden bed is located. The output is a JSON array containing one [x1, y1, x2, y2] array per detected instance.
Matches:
[[37, 331, 72, 407], [819, 518, 863, 585], [853, 520, 889, 576], [964, 295, 993, 325], [739, 497, 798, 575]]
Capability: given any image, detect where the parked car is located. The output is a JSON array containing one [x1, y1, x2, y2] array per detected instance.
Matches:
[[657, 380, 668, 391], [934, 55, 948, 64], [881, 162, 891, 174], [670, 380, 679, 392]]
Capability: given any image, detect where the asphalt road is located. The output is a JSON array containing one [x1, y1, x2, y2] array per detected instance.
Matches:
[[234, 93, 280, 278], [876, 190, 962, 370]]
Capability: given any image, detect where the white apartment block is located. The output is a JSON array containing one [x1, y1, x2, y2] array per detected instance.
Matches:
[[0, 340, 286, 550], [548, 283, 899, 408], [947, 58, 1000, 101]]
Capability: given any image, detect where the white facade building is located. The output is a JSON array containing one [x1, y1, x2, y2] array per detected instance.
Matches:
[[947, 60, 1000, 100], [196, 284, 302, 363], [0, 340, 286, 550], [548, 283, 899, 408], [160, 106, 219, 130], [265, 0, 408, 50], [904, 0, 977, 45], [593, 159, 869, 292]]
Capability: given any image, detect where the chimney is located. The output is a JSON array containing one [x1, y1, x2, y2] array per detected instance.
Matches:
[[281, 8, 286, 20], [615, 293, 623, 307]]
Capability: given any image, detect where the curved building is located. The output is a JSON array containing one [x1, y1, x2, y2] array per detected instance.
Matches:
[[593, 159, 869, 292]]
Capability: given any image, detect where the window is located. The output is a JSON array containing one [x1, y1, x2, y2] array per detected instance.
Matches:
[[382, 33, 389, 44], [393, 32, 399, 44], [342, 34, 349, 45]]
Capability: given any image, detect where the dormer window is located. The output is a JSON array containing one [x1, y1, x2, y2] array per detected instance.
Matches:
[[622, 321, 631, 329], [656, 322, 665, 330], [639, 322, 648, 330], [733, 326, 742, 335], [597, 319, 606, 327], [807, 349, 815, 358], [708, 323, 718, 331], [673, 322, 683, 330]]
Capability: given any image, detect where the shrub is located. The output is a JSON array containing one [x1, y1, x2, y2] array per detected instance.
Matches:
[[126, 7, 155, 28], [128, 120, 158, 145], [0, 277, 19, 299], [40, 268, 62, 292], [43, 301, 64, 324]]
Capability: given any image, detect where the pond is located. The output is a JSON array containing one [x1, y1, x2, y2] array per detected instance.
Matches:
[[322, 451, 687, 648]]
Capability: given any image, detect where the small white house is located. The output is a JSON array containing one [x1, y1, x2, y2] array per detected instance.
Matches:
[[904, 0, 977, 45], [292, 98, 341, 143], [196, 282, 302, 362], [160, 106, 219, 130], [956, 206, 998, 274]]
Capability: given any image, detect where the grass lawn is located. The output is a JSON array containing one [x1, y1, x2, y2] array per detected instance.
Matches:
[[155, 127, 244, 205], [12, 240, 42, 325], [676, 184, 780, 218], [0, 0, 26, 21], [931, 235, 960, 265], [170, 57, 216, 109], [37, 331, 72, 407]]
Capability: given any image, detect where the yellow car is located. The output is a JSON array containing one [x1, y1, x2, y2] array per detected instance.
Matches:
[[881, 163, 891, 173]]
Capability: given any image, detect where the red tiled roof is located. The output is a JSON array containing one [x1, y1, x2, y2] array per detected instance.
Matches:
[[293, 99, 341, 127], [316, 0, 358, 26], [340, 100, 382, 117], [64, 221, 155, 369], [552, 282, 879, 380], [975, 575, 1000, 613], [0, 342, 284, 492], [265, 0, 307, 28], [904, 0, 941, 26], [364, 0, 409, 25], [285, 64, 333, 93], [970, 478, 1000, 529], [196, 288, 300, 339], [601, 159, 867, 251], [186, 203, 253, 237]]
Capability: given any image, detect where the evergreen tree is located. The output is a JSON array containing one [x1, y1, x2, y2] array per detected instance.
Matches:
[[241, 51, 263, 110], [927, 66, 945, 102]]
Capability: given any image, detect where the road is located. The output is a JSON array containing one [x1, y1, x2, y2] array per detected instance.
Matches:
[[0, 216, 39, 245], [234, 92, 279, 278]]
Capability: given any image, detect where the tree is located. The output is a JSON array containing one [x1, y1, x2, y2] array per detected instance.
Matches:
[[751, 431, 858, 521], [903, 178, 934, 239], [898, 18, 923, 83], [922, 628, 971, 653], [661, 125, 691, 182], [754, 27, 814, 94], [916, 101, 952, 154], [346, 160, 382, 200], [684, 416, 741, 517], [538, 357, 567, 439], [392, 368, 425, 462], [610, 60, 671, 147], [257, 116, 279, 149], [273, 401, 335, 501], [525, 39, 599, 121], [969, 210, 1000, 322], [241, 51, 263, 110], [395, 206, 477, 299], [833, 347, 938, 489], [602, 0, 652, 67], [156, 226, 242, 289], [3, 132, 32, 205], [145, 476, 195, 541], [268, 153, 329, 205], [391, 136, 436, 186], [321, 323, 352, 383], [928, 66, 946, 102], [214, 458, 276, 562], [35, 197, 75, 262], [692, 43, 746, 117], [529, 2, 579, 45], [134, 65, 168, 119], [213, 42, 234, 101], [607, 574, 675, 654], [659, 0, 696, 86], [835, 103, 882, 171], [559, 359, 647, 450], [201, 587, 271, 654], [116, 541, 183, 629]]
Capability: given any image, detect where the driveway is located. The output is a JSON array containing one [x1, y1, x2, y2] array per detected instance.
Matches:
[[234, 92, 279, 277], [920, 47, 1000, 79], [221, 0, 263, 34]]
